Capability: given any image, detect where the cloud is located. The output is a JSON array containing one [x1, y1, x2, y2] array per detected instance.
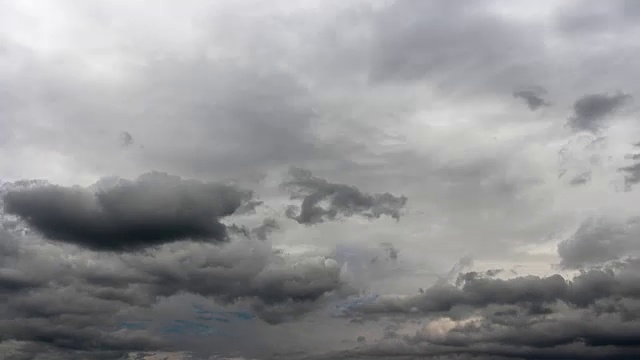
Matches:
[[120, 131, 134, 147], [0, 227, 347, 357], [368, 0, 544, 93], [558, 217, 640, 269], [620, 146, 640, 189], [568, 92, 631, 132], [513, 86, 550, 110], [569, 171, 592, 186], [355, 273, 567, 316], [317, 260, 640, 360], [3, 172, 253, 251], [282, 168, 407, 225], [343, 260, 640, 319], [253, 218, 279, 241], [621, 163, 640, 189]]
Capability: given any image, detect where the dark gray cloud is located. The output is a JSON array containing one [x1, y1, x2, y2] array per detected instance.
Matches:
[[130, 243, 344, 313], [513, 86, 550, 110], [3, 172, 252, 251], [282, 168, 407, 225], [316, 260, 640, 360], [0, 226, 346, 357], [345, 261, 640, 318], [357, 274, 567, 316], [0, 319, 163, 354], [353, 315, 640, 360], [568, 92, 631, 132]]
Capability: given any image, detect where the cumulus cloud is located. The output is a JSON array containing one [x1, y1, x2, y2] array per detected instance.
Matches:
[[282, 168, 407, 225], [2, 172, 253, 251]]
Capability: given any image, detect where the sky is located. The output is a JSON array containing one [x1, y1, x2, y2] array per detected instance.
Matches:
[[2, 0, 640, 359]]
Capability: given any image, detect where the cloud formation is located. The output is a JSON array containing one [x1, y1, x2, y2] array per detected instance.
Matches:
[[318, 259, 640, 360], [620, 146, 640, 189], [513, 86, 550, 110], [282, 168, 407, 225], [0, 226, 346, 358], [3, 172, 253, 251], [568, 92, 631, 132], [558, 217, 640, 269], [120, 131, 134, 147]]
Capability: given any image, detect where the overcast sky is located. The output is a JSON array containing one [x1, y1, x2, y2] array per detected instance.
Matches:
[[2, 1, 640, 359]]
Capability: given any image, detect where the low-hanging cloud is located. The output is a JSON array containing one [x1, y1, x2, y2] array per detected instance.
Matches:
[[281, 168, 407, 225], [0, 228, 347, 358], [322, 260, 640, 360], [2, 172, 254, 251], [343, 261, 640, 318]]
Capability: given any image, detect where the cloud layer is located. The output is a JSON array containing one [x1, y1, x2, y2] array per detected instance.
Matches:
[[2, 0, 640, 359]]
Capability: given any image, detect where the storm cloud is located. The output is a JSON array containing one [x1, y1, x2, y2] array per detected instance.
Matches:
[[0, 227, 346, 357], [3, 172, 253, 251], [319, 260, 640, 360], [349, 266, 640, 317]]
